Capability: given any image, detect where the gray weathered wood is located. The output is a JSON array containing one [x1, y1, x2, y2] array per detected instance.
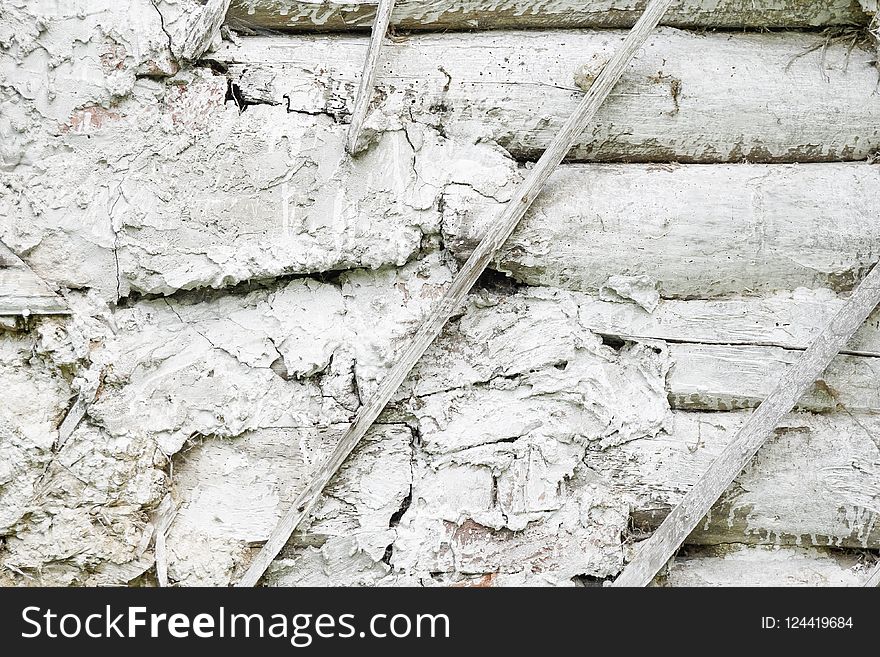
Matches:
[[0, 242, 68, 316], [225, 0, 871, 32], [151, 495, 178, 588], [56, 394, 90, 449], [578, 290, 880, 358], [235, 0, 675, 587], [665, 343, 880, 413], [178, 0, 233, 61], [345, 0, 395, 155], [865, 563, 880, 587], [613, 263, 880, 587], [219, 30, 880, 163], [663, 545, 869, 587], [443, 162, 880, 297], [594, 411, 880, 550]]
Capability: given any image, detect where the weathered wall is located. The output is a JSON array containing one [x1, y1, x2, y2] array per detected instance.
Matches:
[[220, 30, 880, 162], [226, 0, 873, 31], [1, 0, 878, 586]]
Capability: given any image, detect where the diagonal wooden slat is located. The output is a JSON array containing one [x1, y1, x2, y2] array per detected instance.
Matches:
[[345, 0, 396, 155], [56, 393, 92, 449], [236, 0, 675, 587], [613, 262, 880, 587], [865, 562, 880, 587]]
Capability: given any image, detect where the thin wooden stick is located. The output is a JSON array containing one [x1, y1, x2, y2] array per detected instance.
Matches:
[[344, 0, 396, 155], [151, 495, 179, 588], [236, 0, 675, 587], [57, 393, 90, 448], [864, 562, 880, 587], [613, 262, 880, 587]]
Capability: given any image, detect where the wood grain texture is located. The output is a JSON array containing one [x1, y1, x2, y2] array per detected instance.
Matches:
[[345, 0, 395, 154], [0, 243, 68, 316], [226, 0, 871, 32], [218, 30, 880, 163], [594, 411, 880, 550], [865, 563, 880, 587], [578, 290, 880, 357], [662, 545, 870, 587], [443, 163, 880, 297], [666, 343, 880, 413], [56, 394, 90, 448], [235, 0, 675, 587], [612, 263, 880, 587], [178, 0, 233, 61]]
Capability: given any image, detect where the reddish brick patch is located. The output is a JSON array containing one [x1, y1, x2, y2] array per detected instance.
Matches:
[[62, 106, 122, 134], [100, 43, 127, 73], [164, 80, 226, 130], [451, 573, 497, 588]]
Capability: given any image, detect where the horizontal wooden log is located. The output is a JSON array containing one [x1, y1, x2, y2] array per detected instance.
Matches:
[[578, 291, 880, 357], [226, 0, 871, 32], [0, 243, 68, 316], [588, 410, 880, 549], [443, 162, 880, 297], [578, 292, 880, 412], [666, 343, 880, 412], [218, 29, 880, 162], [661, 545, 872, 587]]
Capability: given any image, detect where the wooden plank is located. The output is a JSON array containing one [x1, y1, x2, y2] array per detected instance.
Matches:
[[578, 291, 880, 358], [666, 343, 880, 413], [865, 563, 880, 587], [662, 545, 869, 587], [177, 0, 233, 61], [443, 162, 880, 297], [591, 411, 880, 550], [225, 0, 871, 32], [235, 0, 676, 587], [218, 30, 880, 163], [612, 263, 880, 587], [150, 495, 178, 588], [345, 0, 395, 155], [56, 393, 91, 449], [0, 243, 68, 316]]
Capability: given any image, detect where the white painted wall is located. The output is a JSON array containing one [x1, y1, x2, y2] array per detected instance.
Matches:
[[0, 0, 877, 586]]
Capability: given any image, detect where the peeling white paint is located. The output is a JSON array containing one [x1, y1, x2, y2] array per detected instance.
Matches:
[[1, 1, 878, 587], [664, 545, 872, 587], [218, 30, 880, 162]]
